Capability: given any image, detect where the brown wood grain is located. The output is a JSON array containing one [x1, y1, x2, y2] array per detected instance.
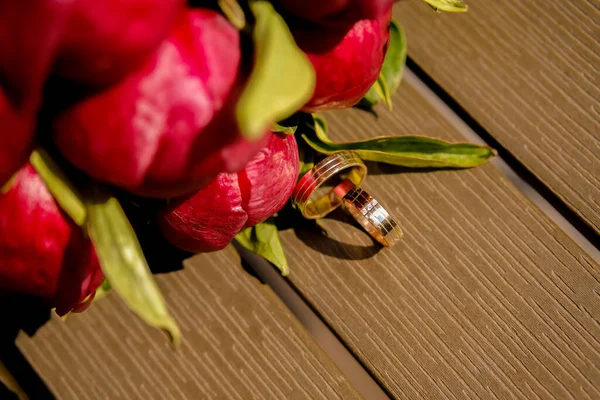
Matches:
[[16, 247, 361, 400], [279, 80, 600, 398], [393, 0, 600, 235]]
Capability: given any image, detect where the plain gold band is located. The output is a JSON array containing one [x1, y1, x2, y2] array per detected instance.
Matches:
[[342, 186, 403, 247], [292, 151, 367, 219]]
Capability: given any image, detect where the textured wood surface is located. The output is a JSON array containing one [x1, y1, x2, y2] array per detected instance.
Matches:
[[16, 247, 361, 400], [279, 79, 600, 398], [394, 1, 600, 235]]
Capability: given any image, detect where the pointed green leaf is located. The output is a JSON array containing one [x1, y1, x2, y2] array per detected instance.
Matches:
[[94, 279, 112, 301], [372, 73, 393, 110], [302, 114, 496, 168], [218, 0, 246, 30], [1, 172, 17, 194], [30, 149, 87, 226], [274, 114, 301, 135], [235, 219, 289, 276], [360, 19, 407, 109], [381, 20, 407, 96], [312, 114, 330, 142], [86, 192, 181, 346], [424, 0, 468, 12], [273, 122, 297, 135], [236, 1, 316, 140]]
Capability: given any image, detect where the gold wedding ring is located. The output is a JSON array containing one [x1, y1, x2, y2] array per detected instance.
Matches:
[[292, 151, 367, 219], [342, 186, 403, 247], [293, 151, 402, 247]]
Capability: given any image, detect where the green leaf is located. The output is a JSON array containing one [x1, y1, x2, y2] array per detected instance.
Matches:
[[312, 114, 330, 142], [235, 219, 289, 276], [30, 149, 87, 226], [273, 122, 297, 135], [302, 114, 496, 168], [360, 19, 407, 109], [372, 73, 393, 110], [423, 0, 468, 12], [218, 0, 246, 30], [94, 279, 112, 302], [236, 1, 316, 140], [86, 191, 181, 346], [381, 20, 407, 96], [1, 172, 17, 194]]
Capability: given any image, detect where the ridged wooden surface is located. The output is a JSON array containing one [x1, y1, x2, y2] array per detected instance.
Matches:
[[394, 1, 600, 235], [280, 80, 600, 398], [16, 247, 361, 400]]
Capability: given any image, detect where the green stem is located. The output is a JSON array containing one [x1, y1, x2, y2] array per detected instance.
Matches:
[[30, 149, 87, 226], [218, 0, 246, 30]]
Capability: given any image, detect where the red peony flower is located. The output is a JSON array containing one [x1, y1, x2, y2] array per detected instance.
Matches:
[[295, 9, 392, 111], [53, 9, 269, 198], [0, 163, 104, 315], [53, 0, 185, 87], [158, 132, 299, 252]]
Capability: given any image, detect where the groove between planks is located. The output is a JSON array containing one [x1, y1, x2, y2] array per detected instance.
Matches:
[[393, 0, 600, 236], [280, 81, 600, 399], [16, 247, 362, 400]]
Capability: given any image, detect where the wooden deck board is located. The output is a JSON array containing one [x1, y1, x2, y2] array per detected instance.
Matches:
[[279, 78, 600, 398], [16, 247, 361, 400], [393, 0, 600, 236]]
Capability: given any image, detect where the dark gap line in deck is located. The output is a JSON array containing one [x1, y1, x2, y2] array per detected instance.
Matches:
[[406, 58, 600, 259], [234, 243, 392, 400]]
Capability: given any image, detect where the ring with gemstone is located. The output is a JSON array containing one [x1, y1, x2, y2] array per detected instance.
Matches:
[[292, 151, 367, 219], [342, 185, 403, 247]]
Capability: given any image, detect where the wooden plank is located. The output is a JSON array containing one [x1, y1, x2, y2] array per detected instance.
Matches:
[[279, 78, 600, 398], [16, 247, 361, 400], [393, 1, 600, 235]]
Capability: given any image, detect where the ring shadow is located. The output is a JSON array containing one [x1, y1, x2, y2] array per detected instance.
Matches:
[[277, 205, 382, 261]]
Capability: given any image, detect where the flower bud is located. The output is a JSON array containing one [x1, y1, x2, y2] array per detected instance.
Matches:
[[278, 0, 393, 30], [0, 164, 104, 315], [158, 132, 299, 252], [295, 10, 392, 111]]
